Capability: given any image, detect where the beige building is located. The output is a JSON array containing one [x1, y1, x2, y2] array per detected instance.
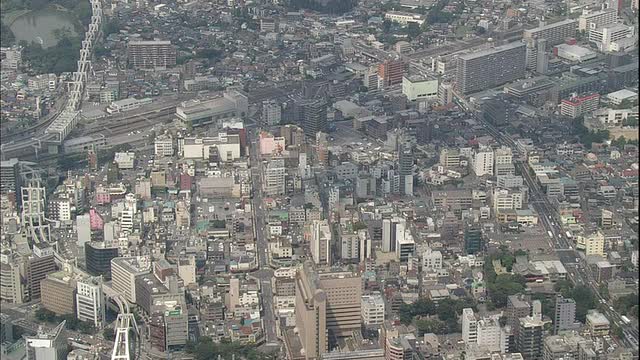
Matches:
[[294, 262, 362, 359], [40, 271, 77, 316]]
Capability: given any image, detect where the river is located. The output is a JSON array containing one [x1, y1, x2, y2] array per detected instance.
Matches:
[[9, 9, 79, 48]]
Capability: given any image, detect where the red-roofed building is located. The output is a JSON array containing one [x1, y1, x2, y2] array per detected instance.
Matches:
[[560, 93, 600, 118]]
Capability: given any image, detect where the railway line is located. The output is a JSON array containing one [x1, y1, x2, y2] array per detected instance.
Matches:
[[80, 106, 176, 136]]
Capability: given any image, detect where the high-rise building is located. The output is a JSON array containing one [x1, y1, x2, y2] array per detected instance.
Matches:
[[578, 8, 618, 31], [27, 244, 57, 301], [76, 276, 105, 328], [382, 216, 406, 253], [378, 60, 406, 87], [361, 293, 385, 326], [494, 146, 515, 176], [298, 98, 327, 137], [25, 321, 68, 360], [553, 295, 576, 335], [21, 179, 50, 244], [294, 262, 328, 359], [85, 242, 119, 280], [464, 223, 483, 255], [507, 295, 532, 333], [456, 42, 526, 94], [0, 158, 20, 200], [262, 100, 282, 126], [535, 38, 548, 75], [462, 308, 478, 345], [127, 40, 177, 69], [398, 144, 414, 196], [517, 316, 545, 359], [0, 252, 25, 304], [262, 157, 285, 196], [477, 317, 502, 352], [311, 220, 332, 266], [40, 271, 76, 316], [523, 19, 578, 46], [474, 148, 495, 177]]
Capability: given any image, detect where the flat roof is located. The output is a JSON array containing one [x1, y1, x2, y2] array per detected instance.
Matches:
[[458, 41, 525, 61]]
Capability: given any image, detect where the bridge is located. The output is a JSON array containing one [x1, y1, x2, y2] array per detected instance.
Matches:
[[1, 0, 103, 159]]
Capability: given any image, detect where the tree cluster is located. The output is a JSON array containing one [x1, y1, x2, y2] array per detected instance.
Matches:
[[1, 22, 15, 47], [35, 308, 96, 334], [398, 297, 476, 335], [614, 293, 639, 319], [286, 0, 357, 15], [185, 337, 277, 360], [483, 248, 528, 308], [21, 34, 81, 74], [553, 280, 597, 322], [572, 118, 609, 148]]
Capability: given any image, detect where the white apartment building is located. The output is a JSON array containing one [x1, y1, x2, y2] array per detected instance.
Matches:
[[154, 134, 174, 157], [477, 318, 501, 352], [262, 100, 282, 126], [263, 157, 285, 196], [76, 277, 105, 328], [361, 294, 385, 325], [422, 248, 443, 269], [462, 308, 478, 344], [589, 23, 635, 51], [384, 11, 425, 25], [311, 220, 332, 266], [474, 148, 495, 177], [593, 107, 639, 126], [578, 8, 618, 31], [493, 188, 525, 211]]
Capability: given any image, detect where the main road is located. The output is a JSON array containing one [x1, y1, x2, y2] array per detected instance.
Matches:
[[247, 124, 279, 349], [476, 111, 639, 350]]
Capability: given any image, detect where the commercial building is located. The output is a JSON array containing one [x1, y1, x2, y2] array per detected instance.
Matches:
[[40, 271, 76, 316], [298, 98, 327, 136], [554, 44, 597, 62], [382, 216, 406, 253], [464, 223, 483, 255], [523, 19, 578, 46], [456, 42, 526, 94], [474, 148, 495, 177], [361, 294, 385, 326], [606, 89, 638, 105], [85, 242, 119, 280], [106, 97, 152, 114], [76, 276, 105, 328], [402, 75, 439, 101], [0, 253, 24, 304], [477, 317, 502, 352], [25, 321, 67, 360], [262, 100, 282, 126], [154, 134, 174, 157], [176, 91, 248, 128], [589, 24, 636, 52], [0, 158, 21, 198], [586, 310, 610, 336], [27, 244, 57, 301], [294, 262, 328, 359], [560, 93, 600, 119], [127, 40, 177, 69]]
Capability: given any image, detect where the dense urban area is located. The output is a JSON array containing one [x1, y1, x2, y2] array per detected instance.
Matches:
[[0, 0, 638, 358]]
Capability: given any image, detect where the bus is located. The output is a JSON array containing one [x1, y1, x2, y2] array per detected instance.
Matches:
[[621, 315, 631, 324], [565, 231, 573, 239], [548, 231, 554, 238]]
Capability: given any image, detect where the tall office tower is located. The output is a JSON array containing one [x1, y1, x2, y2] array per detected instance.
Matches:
[[27, 244, 57, 301], [477, 317, 502, 352], [262, 100, 282, 126], [294, 261, 362, 359], [40, 271, 76, 316], [311, 220, 332, 266], [398, 144, 414, 196], [21, 179, 50, 244], [464, 222, 484, 255], [76, 276, 105, 328], [378, 60, 406, 87], [507, 295, 532, 333], [263, 157, 286, 196], [85, 242, 119, 280], [382, 216, 406, 253], [462, 308, 478, 345], [297, 98, 327, 137], [0, 158, 20, 200], [127, 40, 177, 69], [25, 320, 67, 360], [0, 252, 24, 304], [535, 38, 549, 75], [525, 38, 538, 70], [517, 316, 545, 359], [295, 262, 328, 359], [456, 42, 526, 94], [523, 19, 578, 46], [553, 295, 576, 335], [473, 148, 495, 177]]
